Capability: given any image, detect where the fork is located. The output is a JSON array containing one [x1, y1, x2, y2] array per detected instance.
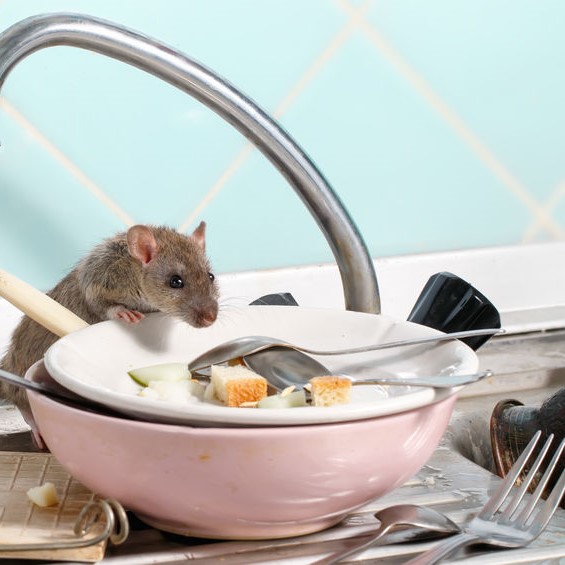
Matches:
[[405, 430, 565, 564]]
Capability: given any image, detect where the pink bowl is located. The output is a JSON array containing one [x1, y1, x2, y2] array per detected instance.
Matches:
[[27, 360, 457, 540]]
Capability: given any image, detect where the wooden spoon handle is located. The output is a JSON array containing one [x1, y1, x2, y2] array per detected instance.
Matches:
[[0, 269, 88, 337]]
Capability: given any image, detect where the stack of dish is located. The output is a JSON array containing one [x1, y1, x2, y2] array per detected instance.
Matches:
[[25, 306, 479, 539]]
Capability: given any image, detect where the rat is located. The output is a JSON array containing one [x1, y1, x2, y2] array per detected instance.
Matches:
[[0, 221, 219, 410]]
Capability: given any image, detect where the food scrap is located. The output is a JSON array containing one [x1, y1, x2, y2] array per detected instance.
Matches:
[[257, 386, 307, 409], [209, 364, 268, 407], [139, 379, 205, 404], [309, 376, 352, 407], [128, 363, 353, 408], [129, 362, 205, 404], [128, 362, 190, 386], [27, 483, 59, 507]]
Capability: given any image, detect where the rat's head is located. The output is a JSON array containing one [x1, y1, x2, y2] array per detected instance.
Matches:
[[127, 222, 219, 328]]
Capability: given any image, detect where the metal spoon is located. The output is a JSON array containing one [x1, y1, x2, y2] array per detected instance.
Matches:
[[312, 504, 460, 565], [187, 327, 503, 372], [242, 348, 492, 392]]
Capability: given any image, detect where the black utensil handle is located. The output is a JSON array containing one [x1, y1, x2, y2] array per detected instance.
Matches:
[[408, 272, 501, 350]]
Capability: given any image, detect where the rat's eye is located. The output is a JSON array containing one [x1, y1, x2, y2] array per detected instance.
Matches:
[[208, 272, 215, 282], [169, 275, 184, 289]]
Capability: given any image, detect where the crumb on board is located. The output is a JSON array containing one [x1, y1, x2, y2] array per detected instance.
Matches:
[[26, 483, 59, 507]]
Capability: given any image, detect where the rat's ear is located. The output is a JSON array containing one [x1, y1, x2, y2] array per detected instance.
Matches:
[[127, 225, 158, 265], [191, 221, 206, 250]]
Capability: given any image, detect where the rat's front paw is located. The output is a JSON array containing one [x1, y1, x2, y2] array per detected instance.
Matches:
[[108, 306, 145, 324], [117, 310, 145, 323]]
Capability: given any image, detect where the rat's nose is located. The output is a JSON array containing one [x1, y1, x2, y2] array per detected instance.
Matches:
[[199, 310, 217, 327], [191, 303, 218, 328]]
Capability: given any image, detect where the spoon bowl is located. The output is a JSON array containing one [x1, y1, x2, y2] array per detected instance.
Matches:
[[244, 346, 330, 391], [313, 504, 460, 565]]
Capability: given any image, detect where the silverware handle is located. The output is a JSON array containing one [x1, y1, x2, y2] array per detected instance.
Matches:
[[301, 328, 504, 356], [403, 532, 479, 565], [0, 269, 88, 337], [350, 370, 492, 389], [310, 525, 392, 565]]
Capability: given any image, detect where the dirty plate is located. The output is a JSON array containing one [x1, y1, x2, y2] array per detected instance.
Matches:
[[43, 307, 478, 426]]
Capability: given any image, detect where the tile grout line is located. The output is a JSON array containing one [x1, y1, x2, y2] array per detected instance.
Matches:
[[341, 0, 565, 238], [177, 144, 253, 233], [271, 2, 372, 119], [522, 180, 565, 242], [0, 98, 135, 228], [177, 1, 373, 233]]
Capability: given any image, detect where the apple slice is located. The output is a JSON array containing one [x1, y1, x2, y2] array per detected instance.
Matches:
[[139, 379, 205, 402], [128, 362, 190, 386], [257, 389, 307, 409]]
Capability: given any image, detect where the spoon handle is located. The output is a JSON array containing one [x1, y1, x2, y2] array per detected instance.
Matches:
[[0, 368, 128, 419], [189, 328, 503, 372], [0, 368, 87, 405], [311, 523, 394, 565], [300, 328, 503, 356], [348, 370, 492, 389]]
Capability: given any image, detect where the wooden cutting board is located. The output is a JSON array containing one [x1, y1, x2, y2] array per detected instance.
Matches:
[[0, 451, 107, 561]]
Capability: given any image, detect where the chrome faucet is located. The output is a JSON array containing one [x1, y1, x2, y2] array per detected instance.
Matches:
[[0, 13, 380, 314]]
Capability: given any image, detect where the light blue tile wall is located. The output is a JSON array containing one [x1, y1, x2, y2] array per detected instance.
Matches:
[[1, 1, 564, 290]]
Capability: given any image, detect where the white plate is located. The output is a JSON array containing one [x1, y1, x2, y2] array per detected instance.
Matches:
[[44, 306, 478, 426]]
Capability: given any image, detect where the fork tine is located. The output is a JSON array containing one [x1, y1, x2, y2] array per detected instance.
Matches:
[[501, 433, 555, 519], [515, 435, 564, 526], [526, 438, 565, 534], [479, 430, 542, 519]]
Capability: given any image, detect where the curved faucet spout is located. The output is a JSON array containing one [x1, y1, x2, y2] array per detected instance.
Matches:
[[0, 13, 380, 313]]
